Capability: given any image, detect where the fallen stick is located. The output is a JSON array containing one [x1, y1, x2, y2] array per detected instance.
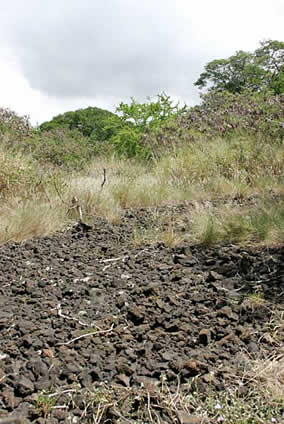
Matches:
[[100, 256, 128, 263], [57, 324, 114, 346], [56, 303, 88, 327]]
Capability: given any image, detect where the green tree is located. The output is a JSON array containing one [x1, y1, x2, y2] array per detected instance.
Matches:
[[116, 93, 185, 129], [254, 40, 284, 94], [194, 40, 284, 94], [40, 106, 120, 141], [109, 93, 187, 158]]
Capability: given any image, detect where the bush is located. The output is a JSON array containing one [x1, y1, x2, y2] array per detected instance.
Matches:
[[40, 106, 121, 141], [108, 93, 187, 159], [182, 89, 284, 140], [0, 107, 32, 144], [19, 128, 97, 169]]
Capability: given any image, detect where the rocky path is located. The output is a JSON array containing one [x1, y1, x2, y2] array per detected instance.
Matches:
[[0, 210, 283, 423]]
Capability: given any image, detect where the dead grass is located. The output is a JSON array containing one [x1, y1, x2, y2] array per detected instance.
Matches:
[[0, 133, 283, 244], [187, 195, 284, 246], [36, 354, 284, 423], [246, 352, 284, 404], [156, 135, 284, 200], [132, 225, 184, 248], [0, 200, 67, 243]]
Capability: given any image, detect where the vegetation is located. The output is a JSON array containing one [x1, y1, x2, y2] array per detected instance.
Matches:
[[0, 107, 32, 144], [39, 106, 120, 141], [0, 39, 283, 243], [20, 128, 96, 169], [35, 354, 284, 423], [106, 93, 187, 158], [0, 40, 283, 422], [194, 40, 284, 95], [184, 89, 283, 140]]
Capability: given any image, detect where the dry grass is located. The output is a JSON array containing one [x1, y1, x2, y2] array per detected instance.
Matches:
[[132, 224, 184, 248], [35, 354, 284, 423], [246, 352, 284, 404], [0, 200, 67, 243], [156, 135, 284, 199], [0, 133, 283, 244], [186, 195, 284, 246], [1, 135, 283, 420]]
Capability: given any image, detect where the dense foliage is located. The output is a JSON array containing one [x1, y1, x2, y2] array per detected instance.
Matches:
[[0, 107, 32, 142], [20, 128, 97, 169], [183, 89, 284, 140], [1, 39, 283, 166], [40, 106, 120, 141], [108, 93, 187, 158], [194, 40, 284, 95]]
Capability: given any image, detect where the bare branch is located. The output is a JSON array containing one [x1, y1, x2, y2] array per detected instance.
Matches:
[[57, 324, 114, 346], [100, 168, 107, 190], [56, 303, 89, 327]]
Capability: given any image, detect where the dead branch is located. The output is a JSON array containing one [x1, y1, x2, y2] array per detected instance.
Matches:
[[70, 196, 83, 221], [100, 256, 128, 264], [56, 303, 88, 327], [57, 324, 114, 346], [100, 249, 151, 269], [100, 168, 106, 190]]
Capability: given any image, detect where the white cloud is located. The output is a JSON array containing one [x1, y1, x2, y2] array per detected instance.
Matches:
[[0, 0, 283, 124]]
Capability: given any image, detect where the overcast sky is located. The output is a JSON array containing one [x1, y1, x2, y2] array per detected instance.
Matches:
[[0, 0, 283, 125]]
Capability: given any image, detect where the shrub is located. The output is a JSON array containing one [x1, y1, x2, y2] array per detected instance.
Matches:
[[40, 106, 120, 141], [19, 128, 97, 169], [0, 107, 32, 144], [108, 93, 187, 159], [182, 89, 284, 140]]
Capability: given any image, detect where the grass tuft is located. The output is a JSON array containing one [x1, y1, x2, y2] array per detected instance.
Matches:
[[0, 201, 67, 243]]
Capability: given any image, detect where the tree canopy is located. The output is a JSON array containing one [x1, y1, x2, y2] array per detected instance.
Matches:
[[194, 40, 284, 95], [40, 106, 120, 141]]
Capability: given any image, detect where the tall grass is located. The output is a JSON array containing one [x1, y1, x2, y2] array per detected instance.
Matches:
[[156, 134, 284, 199], [0, 132, 283, 244], [188, 196, 284, 245]]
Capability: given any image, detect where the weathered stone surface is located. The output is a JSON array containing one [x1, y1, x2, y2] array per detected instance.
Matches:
[[0, 207, 282, 422], [15, 376, 34, 396]]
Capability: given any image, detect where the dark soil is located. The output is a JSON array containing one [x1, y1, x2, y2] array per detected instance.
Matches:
[[0, 207, 283, 423]]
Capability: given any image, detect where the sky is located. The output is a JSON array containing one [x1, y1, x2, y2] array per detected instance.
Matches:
[[0, 0, 283, 125]]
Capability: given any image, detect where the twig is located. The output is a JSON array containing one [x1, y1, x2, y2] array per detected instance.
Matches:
[[93, 402, 106, 424], [102, 264, 111, 272], [56, 303, 88, 326], [147, 392, 153, 422], [70, 196, 83, 221], [57, 324, 114, 346], [100, 168, 106, 190], [100, 249, 152, 269], [0, 373, 7, 383], [51, 405, 68, 410], [100, 256, 128, 263], [109, 407, 134, 423], [169, 375, 181, 408], [47, 389, 77, 398]]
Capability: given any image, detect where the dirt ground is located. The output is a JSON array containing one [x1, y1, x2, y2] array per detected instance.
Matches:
[[0, 206, 283, 423]]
